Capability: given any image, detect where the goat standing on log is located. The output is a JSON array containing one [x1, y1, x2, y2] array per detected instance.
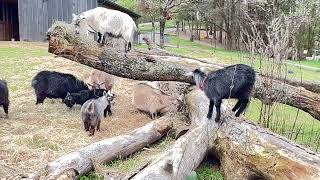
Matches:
[[72, 7, 137, 52], [0, 80, 9, 118], [185, 64, 256, 122]]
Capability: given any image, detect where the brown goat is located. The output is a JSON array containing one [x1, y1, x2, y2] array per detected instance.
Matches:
[[87, 70, 114, 90], [132, 82, 177, 120]]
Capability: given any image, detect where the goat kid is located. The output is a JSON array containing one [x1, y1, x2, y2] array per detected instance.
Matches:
[[64, 89, 114, 117], [185, 64, 256, 122], [81, 91, 114, 136]]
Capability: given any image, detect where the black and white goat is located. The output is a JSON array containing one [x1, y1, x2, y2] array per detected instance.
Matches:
[[185, 64, 256, 122]]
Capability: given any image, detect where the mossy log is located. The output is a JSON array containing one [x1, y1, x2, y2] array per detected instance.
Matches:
[[46, 21, 320, 121], [44, 118, 172, 179], [131, 90, 320, 180]]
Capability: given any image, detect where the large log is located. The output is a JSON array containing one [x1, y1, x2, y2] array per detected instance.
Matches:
[[131, 90, 221, 180], [132, 90, 320, 180], [44, 117, 172, 179], [46, 22, 320, 121]]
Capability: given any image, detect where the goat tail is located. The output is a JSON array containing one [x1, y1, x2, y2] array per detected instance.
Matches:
[[86, 102, 95, 114]]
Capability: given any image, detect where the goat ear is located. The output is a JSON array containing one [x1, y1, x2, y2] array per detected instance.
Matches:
[[67, 92, 70, 96], [184, 71, 194, 77], [103, 91, 107, 96], [72, 13, 77, 19]]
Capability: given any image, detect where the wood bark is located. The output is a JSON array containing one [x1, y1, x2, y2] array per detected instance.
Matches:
[[131, 90, 222, 180], [44, 118, 172, 178], [132, 90, 320, 180], [47, 22, 320, 121]]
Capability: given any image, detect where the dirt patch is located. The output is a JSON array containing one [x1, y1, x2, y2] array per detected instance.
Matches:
[[0, 51, 153, 178]]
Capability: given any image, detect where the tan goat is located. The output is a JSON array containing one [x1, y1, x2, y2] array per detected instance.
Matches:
[[132, 82, 177, 120], [87, 70, 114, 90]]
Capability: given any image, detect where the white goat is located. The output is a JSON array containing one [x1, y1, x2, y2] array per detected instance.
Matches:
[[72, 7, 137, 52]]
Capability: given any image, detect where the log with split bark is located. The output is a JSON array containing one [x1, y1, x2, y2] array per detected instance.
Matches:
[[47, 22, 320, 121], [44, 117, 172, 179], [131, 90, 320, 180]]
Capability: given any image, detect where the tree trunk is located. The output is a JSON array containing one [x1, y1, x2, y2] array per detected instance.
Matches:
[[260, 75, 320, 94], [159, 18, 166, 48], [213, 24, 216, 39], [151, 21, 156, 43], [219, 21, 223, 43], [190, 21, 194, 42], [47, 22, 320, 121], [176, 21, 180, 48], [132, 90, 320, 180], [182, 20, 185, 32], [44, 118, 173, 178]]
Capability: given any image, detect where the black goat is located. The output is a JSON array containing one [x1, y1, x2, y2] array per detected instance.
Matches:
[[0, 80, 9, 118], [63, 89, 113, 117], [186, 64, 256, 122], [32, 71, 89, 104]]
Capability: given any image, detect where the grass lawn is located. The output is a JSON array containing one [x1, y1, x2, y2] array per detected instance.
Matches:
[[138, 20, 176, 33], [288, 59, 320, 68]]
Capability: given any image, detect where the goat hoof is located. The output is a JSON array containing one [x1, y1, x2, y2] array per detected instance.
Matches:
[[207, 114, 212, 119], [215, 118, 220, 122]]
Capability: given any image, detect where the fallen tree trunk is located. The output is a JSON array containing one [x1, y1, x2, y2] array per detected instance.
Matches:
[[132, 90, 320, 180], [44, 117, 172, 179], [265, 75, 320, 94], [46, 22, 320, 121], [132, 91, 220, 180]]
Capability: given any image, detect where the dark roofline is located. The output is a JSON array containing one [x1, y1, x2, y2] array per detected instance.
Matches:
[[98, 0, 141, 18]]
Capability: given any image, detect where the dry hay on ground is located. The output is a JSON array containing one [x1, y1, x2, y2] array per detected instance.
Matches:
[[0, 52, 153, 178]]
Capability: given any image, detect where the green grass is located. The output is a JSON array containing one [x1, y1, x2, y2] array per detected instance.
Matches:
[[245, 99, 320, 151], [80, 172, 104, 180], [0, 47, 51, 92], [195, 164, 224, 180], [288, 60, 320, 68], [138, 20, 176, 33]]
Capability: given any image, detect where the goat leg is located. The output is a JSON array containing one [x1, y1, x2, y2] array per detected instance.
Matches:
[[84, 122, 90, 132], [232, 100, 241, 112], [207, 100, 215, 119], [97, 32, 102, 44], [235, 99, 249, 117], [214, 99, 222, 122], [97, 121, 101, 131], [89, 126, 95, 136], [104, 108, 107, 117], [3, 103, 9, 118]]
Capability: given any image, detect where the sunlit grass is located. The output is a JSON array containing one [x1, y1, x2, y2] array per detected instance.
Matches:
[[138, 20, 176, 33]]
